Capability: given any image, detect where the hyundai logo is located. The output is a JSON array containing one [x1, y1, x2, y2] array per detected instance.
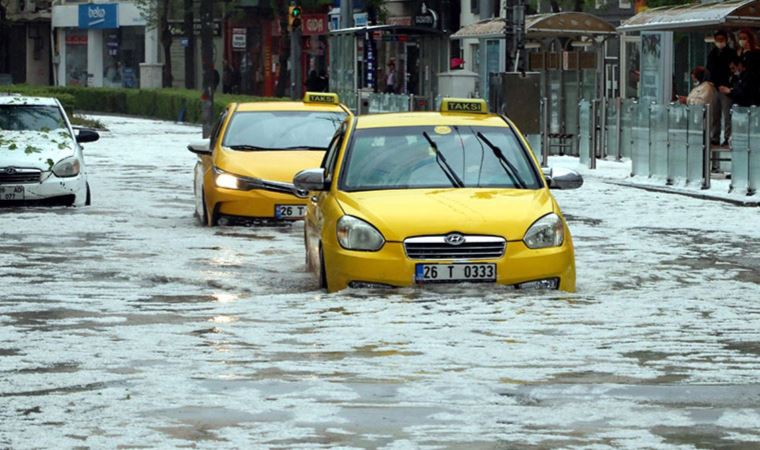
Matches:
[[3, 167, 16, 175], [444, 233, 466, 246]]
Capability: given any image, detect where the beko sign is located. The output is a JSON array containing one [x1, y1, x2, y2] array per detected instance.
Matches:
[[78, 3, 118, 29]]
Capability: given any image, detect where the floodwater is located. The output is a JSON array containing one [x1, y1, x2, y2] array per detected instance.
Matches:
[[1, 116, 760, 448]]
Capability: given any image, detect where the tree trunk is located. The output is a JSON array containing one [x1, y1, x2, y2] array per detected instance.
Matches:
[[200, 0, 215, 136], [549, 1, 560, 12], [160, 0, 173, 87], [183, 0, 195, 89], [573, 0, 583, 11], [275, 6, 290, 98]]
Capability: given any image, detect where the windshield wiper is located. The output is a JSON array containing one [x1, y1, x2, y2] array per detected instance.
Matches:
[[422, 132, 464, 188], [226, 144, 269, 151], [475, 132, 527, 189], [273, 145, 328, 151]]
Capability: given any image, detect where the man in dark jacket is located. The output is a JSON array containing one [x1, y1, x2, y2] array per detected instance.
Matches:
[[720, 58, 755, 107], [706, 30, 736, 145]]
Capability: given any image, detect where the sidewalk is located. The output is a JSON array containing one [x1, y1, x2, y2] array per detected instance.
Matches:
[[547, 156, 760, 207]]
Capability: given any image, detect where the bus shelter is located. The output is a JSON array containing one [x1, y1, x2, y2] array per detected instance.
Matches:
[[451, 12, 616, 157], [328, 25, 449, 114]]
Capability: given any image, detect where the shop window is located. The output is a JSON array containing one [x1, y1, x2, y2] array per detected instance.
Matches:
[[65, 29, 88, 86], [102, 26, 145, 88]]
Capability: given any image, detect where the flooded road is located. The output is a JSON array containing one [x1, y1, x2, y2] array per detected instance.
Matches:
[[2, 116, 760, 448]]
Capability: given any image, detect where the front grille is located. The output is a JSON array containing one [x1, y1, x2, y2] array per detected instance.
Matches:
[[0, 168, 42, 184], [404, 235, 506, 260]]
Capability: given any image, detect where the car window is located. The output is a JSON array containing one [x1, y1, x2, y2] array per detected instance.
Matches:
[[340, 125, 542, 192], [222, 111, 345, 150], [321, 122, 347, 180], [0, 105, 67, 131], [209, 110, 227, 148]]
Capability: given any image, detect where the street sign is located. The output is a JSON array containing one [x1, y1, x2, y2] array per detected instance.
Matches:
[[354, 12, 368, 27], [232, 28, 246, 50]]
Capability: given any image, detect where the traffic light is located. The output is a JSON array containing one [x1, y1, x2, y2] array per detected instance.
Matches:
[[288, 4, 302, 30]]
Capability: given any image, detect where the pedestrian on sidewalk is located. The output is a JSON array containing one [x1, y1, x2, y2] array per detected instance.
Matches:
[[720, 57, 756, 107], [706, 30, 735, 146], [736, 29, 760, 94], [679, 66, 718, 111]]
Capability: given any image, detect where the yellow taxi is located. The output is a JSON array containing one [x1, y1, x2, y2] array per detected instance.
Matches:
[[294, 98, 583, 292], [188, 92, 350, 226]]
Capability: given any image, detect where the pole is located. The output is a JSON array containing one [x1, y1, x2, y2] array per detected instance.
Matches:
[[184, 0, 195, 89], [703, 103, 712, 190], [340, 0, 353, 29], [290, 27, 302, 99]]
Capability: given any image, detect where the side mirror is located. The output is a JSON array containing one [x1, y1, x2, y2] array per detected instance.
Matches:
[[187, 140, 211, 155], [546, 167, 583, 190], [75, 127, 99, 143], [293, 168, 327, 192]]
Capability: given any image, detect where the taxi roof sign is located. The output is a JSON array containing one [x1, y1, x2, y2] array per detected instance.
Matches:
[[440, 98, 488, 114], [304, 92, 340, 105]]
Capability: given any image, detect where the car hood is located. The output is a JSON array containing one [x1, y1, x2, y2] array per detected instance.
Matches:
[[216, 148, 325, 183], [336, 188, 557, 242], [0, 130, 77, 171]]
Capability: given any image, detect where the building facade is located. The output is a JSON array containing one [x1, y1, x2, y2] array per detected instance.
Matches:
[[0, 0, 53, 85]]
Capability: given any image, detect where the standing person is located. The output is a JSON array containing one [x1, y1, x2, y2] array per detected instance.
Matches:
[[384, 61, 397, 94], [706, 30, 736, 146], [736, 28, 760, 98], [317, 70, 329, 92], [306, 70, 321, 92], [679, 66, 718, 109], [222, 60, 233, 94], [720, 58, 755, 107]]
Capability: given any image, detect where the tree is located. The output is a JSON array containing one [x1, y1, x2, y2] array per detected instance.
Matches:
[[134, 0, 177, 87]]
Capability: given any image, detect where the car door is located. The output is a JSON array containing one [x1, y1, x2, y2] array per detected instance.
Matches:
[[306, 120, 348, 266], [196, 108, 228, 217]]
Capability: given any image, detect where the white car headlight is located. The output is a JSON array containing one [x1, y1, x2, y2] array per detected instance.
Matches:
[[336, 215, 385, 251], [215, 169, 241, 190], [52, 156, 80, 178], [524, 213, 564, 249]]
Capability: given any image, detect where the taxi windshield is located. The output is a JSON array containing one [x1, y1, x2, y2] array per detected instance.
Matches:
[[222, 111, 345, 150], [0, 105, 67, 131], [340, 125, 542, 191]]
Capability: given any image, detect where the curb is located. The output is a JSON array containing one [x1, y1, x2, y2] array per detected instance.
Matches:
[[601, 180, 760, 207]]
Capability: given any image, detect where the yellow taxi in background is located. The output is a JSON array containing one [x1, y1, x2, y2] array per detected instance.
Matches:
[[294, 98, 583, 292], [188, 92, 349, 226]]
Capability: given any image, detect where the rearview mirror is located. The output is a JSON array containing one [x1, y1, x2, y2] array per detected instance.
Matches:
[[293, 168, 327, 192], [75, 127, 99, 144], [187, 140, 211, 155], [545, 167, 583, 190]]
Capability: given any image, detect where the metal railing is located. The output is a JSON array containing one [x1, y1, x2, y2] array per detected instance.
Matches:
[[729, 106, 760, 196]]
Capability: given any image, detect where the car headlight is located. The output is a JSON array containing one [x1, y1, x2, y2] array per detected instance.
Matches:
[[336, 215, 385, 251], [214, 168, 242, 190], [52, 156, 80, 178], [523, 213, 564, 249]]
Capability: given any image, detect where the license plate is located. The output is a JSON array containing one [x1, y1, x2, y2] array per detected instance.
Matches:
[[415, 263, 496, 283], [0, 185, 25, 201], [275, 204, 306, 219]]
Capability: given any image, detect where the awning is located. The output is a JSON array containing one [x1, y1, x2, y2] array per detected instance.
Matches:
[[618, 0, 760, 33], [451, 12, 616, 40]]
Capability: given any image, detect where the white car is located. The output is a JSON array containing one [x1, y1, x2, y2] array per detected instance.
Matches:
[[0, 95, 99, 206]]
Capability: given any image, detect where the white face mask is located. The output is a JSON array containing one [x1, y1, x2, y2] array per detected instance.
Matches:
[[739, 39, 748, 49], [715, 41, 726, 50]]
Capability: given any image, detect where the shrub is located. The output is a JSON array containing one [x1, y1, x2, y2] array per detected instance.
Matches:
[[3, 85, 288, 124]]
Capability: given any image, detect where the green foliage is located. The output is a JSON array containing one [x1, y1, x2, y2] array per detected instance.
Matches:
[[4, 85, 288, 124]]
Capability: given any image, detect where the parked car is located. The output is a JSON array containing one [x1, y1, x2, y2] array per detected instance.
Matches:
[[295, 98, 584, 293], [0, 95, 99, 206]]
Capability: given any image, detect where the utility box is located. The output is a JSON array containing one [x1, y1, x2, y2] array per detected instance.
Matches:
[[489, 72, 542, 134], [437, 70, 479, 98]]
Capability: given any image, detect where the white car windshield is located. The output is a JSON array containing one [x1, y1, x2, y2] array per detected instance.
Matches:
[[340, 125, 543, 191], [0, 105, 67, 131], [222, 111, 345, 150]]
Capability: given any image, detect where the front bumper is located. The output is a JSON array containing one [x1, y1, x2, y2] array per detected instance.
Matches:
[[208, 185, 308, 220], [0, 172, 87, 207], [323, 239, 576, 293]]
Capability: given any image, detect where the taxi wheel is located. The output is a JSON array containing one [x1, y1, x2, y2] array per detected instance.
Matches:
[[85, 184, 91, 206], [318, 245, 328, 291], [304, 228, 312, 272], [200, 189, 218, 227]]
